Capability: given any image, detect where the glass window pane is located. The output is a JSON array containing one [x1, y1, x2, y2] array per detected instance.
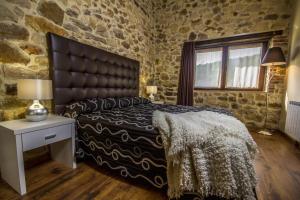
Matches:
[[226, 44, 262, 88], [195, 48, 223, 88]]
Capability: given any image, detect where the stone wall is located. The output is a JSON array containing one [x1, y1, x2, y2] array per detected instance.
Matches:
[[153, 0, 292, 129], [0, 0, 156, 121], [0, 0, 294, 130]]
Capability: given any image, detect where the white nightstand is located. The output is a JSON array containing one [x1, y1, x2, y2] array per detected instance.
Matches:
[[0, 115, 76, 195]]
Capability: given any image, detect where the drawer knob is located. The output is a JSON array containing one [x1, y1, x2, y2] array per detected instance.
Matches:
[[45, 134, 56, 140]]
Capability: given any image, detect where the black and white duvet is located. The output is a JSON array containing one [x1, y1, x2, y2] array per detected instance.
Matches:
[[64, 97, 233, 200]]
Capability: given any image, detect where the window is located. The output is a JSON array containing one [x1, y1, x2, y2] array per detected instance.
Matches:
[[195, 42, 267, 91], [226, 44, 263, 89], [195, 48, 222, 88]]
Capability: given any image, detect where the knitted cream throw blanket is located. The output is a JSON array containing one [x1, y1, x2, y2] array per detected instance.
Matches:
[[152, 110, 258, 200]]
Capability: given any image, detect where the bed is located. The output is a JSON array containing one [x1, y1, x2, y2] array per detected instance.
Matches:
[[47, 33, 255, 200]]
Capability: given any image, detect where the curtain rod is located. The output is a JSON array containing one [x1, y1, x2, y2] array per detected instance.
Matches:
[[193, 30, 283, 47]]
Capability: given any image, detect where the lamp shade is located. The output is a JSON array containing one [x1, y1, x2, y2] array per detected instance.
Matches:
[[146, 85, 157, 94], [17, 79, 53, 100], [261, 47, 286, 66]]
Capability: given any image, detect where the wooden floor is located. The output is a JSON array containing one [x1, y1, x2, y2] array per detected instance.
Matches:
[[0, 132, 300, 200]]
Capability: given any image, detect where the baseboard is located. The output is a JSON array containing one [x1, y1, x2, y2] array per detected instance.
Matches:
[[277, 130, 300, 148]]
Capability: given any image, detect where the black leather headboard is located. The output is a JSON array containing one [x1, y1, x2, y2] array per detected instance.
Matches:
[[47, 33, 140, 114]]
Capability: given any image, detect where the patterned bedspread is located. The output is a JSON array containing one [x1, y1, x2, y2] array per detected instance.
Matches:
[[76, 104, 213, 187], [64, 97, 232, 199]]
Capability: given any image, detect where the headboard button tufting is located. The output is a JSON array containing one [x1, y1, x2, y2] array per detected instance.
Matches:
[[47, 33, 140, 115]]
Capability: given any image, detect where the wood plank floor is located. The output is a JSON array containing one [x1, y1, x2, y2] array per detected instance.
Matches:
[[0, 132, 300, 200]]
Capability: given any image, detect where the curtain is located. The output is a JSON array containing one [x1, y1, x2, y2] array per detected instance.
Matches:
[[195, 61, 222, 87], [226, 46, 262, 88], [195, 49, 222, 88], [177, 42, 195, 106]]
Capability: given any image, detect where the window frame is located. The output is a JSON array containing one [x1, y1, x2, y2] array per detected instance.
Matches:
[[194, 41, 268, 91]]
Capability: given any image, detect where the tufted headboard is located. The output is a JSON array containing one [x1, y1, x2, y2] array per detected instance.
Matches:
[[47, 33, 140, 114]]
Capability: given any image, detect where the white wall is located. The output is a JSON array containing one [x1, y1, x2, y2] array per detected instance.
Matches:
[[282, 1, 300, 136], [287, 1, 300, 102]]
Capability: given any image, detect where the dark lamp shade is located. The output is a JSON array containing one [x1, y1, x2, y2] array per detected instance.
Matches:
[[261, 47, 286, 66]]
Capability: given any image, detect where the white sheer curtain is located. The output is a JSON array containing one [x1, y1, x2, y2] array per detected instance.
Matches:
[[195, 48, 222, 88], [226, 45, 262, 88]]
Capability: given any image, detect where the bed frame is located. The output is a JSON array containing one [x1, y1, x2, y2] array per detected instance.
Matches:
[[47, 32, 170, 194], [47, 33, 256, 200], [47, 32, 140, 115]]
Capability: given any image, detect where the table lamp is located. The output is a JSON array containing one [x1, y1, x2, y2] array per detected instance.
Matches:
[[258, 47, 286, 135], [146, 86, 157, 101], [17, 79, 53, 122]]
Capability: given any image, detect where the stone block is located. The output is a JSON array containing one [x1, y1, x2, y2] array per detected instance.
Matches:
[[5, 84, 17, 95], [37, 0, 64, 25], [66, 6, 80, 18], [0, 4, 18, 22], [0, 22, 29, 40], [264, 14, 279, 20], [113, 28, 125, 40], [19, 43, 43, 55], [3, 64, 36, 79], [6, 0, 31, 9], [25, 15, 67, 36], [218, 96, 228, 101], [0, 41, 30, 64], [63, 23, 80, 32]]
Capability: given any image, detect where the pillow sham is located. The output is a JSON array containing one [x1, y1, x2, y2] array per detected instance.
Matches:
[[64, 97, 151, 118], [132, 97, 151, 105], [63, 98, 98, 118], [117, 97, 151, 108], [98, 97, 118, 110]]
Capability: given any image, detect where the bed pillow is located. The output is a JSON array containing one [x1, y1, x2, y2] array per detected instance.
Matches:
[[98, 97, 151, 109], [117, 97, 133, 108], [63, 98, 99, 118], [117, 97, 151, 108], [64, 97, 151, 118], [132, 97, 151, 105], [97, 97, 118, 110]]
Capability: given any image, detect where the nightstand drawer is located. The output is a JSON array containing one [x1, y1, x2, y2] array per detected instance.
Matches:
[[22, 124, 71, 151]]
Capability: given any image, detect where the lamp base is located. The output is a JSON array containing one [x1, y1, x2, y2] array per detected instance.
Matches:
[[257, 130, 272, 136], [26, 100, 48, 122], [149, 94, 155, 101]]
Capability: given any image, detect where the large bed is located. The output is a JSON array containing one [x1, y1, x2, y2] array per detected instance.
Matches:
[[47, 33, 255, 200]]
